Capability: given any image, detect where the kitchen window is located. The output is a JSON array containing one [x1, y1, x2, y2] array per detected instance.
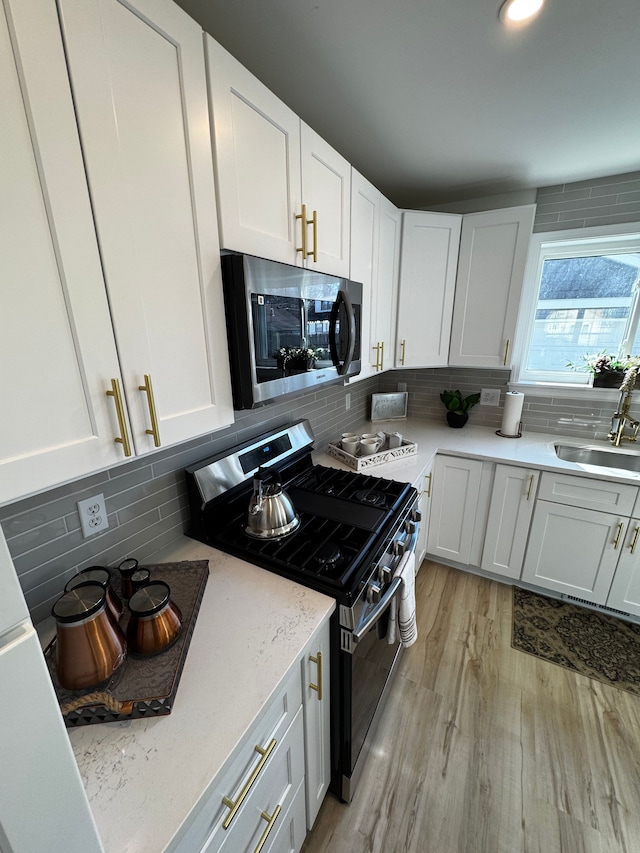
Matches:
[[513, 223, 640, 388]]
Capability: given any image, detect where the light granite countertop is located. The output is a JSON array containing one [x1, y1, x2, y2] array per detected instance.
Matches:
[[67, 538, 335, 853]]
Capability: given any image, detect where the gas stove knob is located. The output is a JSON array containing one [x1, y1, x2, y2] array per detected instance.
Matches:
[[392, 541, 403, 557], [411, 509, 423, 524], [406, 520, 419, 536], [378, 564, 392, 583], [367, 581, 383, 604]]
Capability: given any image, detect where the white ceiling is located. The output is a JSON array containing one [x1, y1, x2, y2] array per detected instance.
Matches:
[[173, 0, 640, 209]]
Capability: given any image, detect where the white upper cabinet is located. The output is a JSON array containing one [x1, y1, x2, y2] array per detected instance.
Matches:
[[448, 204, 536, 368], [58, 0, 234, 454], [0, 0, 128, 505], [375, 196, 401, 373], [206, 37, 350, 276], [396, 211, 461, 368], [349, 171, 380, 379]]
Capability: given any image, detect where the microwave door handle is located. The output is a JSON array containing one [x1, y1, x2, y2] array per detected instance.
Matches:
[[329, 290, 356, 376], [352, 576, 402, 643]]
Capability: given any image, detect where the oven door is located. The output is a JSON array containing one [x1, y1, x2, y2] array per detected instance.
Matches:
[[337, 580, 403, 802]]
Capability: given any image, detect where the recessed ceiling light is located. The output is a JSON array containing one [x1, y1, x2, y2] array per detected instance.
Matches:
[[499, 0, 545, 26]]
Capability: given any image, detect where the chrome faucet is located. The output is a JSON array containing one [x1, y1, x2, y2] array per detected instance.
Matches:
[[609, 367, 640, 446]]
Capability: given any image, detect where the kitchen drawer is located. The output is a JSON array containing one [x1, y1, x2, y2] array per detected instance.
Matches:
[[170, 666, 302, 853], [538, 471, 638, 515], [214, 708, 305, 853], [261, 777, 307, 853]]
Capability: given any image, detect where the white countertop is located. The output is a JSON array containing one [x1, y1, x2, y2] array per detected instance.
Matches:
[[67, 538, 334, 853], [67, 417, 639, 853], [314, 418, 640, 487]]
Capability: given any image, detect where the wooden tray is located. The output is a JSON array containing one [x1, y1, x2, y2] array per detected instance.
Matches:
[[44, 560, 208, 727]]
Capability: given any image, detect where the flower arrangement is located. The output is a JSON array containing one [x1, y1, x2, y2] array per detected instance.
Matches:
[[273, 346, 321, 369], [567, 352, 640, 376]]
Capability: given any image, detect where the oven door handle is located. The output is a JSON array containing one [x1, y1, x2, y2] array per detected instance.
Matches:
[[352, 576, 402, 643]]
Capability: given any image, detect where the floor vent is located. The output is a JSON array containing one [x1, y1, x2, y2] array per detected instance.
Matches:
[[561, 594, 640, 624]]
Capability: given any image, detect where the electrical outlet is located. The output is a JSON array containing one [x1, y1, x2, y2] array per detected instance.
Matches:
[[480, 388, 501, 406], [345, 392, 351, 410], [77, 493, 109, 538]]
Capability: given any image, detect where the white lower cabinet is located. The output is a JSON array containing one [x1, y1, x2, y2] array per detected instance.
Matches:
[[302, 622, 331, 829], [481, 465, 539, 580], [521, 501, 625, 604], [606, 518, 640, 616], [426, 455, 486, 565], [170, 615, 332, 853]]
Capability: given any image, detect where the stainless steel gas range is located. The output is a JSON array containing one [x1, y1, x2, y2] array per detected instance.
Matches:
[[185, 420, 420, 802]]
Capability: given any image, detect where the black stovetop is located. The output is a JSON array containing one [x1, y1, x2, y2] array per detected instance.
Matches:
[[188, 462, 413, 602]]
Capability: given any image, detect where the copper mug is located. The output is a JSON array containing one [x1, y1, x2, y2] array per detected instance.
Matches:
[[52, 581, 127, 691], [126, 581, 182, 655]]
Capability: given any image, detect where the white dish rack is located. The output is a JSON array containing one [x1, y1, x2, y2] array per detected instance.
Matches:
[[327, 437, 417, 471]]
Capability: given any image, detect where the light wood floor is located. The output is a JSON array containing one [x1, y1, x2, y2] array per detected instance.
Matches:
[[301, 561, 640, 853]]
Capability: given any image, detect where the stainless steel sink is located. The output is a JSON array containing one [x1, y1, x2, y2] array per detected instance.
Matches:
[[554, 443, 640, 473]]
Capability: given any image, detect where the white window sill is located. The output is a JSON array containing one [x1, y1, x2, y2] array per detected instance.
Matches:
[[508, 380, 622, 400]]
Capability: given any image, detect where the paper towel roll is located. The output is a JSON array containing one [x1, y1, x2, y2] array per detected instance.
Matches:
[[501, 391, 524, 437]]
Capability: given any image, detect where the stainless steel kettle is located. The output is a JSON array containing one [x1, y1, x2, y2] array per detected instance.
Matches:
[[245, 469, 300, 539]]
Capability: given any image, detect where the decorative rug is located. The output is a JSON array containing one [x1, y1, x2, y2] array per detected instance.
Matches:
[[512, 586, 640, 696]]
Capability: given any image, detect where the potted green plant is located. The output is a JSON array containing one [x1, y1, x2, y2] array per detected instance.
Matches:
[[440, 389, 481, 428]]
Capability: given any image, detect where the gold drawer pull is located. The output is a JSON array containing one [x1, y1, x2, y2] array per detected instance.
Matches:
[[379, 340, 384, 371], [400, 339, 406, 366], [503, 338, 510, 366], [106, 378, 132, 457], [630, 526, 640, 554], [425, 471, 432, 498], [222, 739, 277, 829], [613, 522, 624, 550], [309, 651, 323, 701], [139, 374, 161, 447], [254, 805, 282, 853]]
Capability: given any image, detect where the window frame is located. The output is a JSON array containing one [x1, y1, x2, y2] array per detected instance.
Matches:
[[511, 221, 640, 396]]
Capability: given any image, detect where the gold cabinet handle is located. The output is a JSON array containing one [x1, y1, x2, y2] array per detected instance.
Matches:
[[630, 525, 640, 554], [138, 374, 161, 447], [254, 805, 282, 853], [379, 340, 385, 371], [296, 203, 308, 258], [222, 739, 277, 829], [503, 339, 510, 366], [526, 474, 535, 501], [372, 342, 381, 371], [613, 522, 625, 550], [106, 378, 132, 457], [425, 471, 432, 498], [309, 651, 323, 701], [400, 339, 406, 366], [310, 209, 318, 262]]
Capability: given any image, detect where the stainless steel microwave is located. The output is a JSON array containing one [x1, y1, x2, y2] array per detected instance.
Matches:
[[221, 253, 362, 409]]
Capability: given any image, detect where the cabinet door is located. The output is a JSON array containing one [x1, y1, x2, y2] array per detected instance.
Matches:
[[59, 0, 234, 454], [300, 123, 350, 277], [427, 456, 483, 565], [481, 465, 539, 579], [606, 519, 640, 616], [302, 620, 331, 829], [206, 36, 302, 265], [449, 204, 535, 368], [349, 170, 380, 380], [415, 462, 434, 568], [396, 211, 461, 367], [0, 0, 127, 504], [521, 500, 623, 604], [375, 196, 401, 372]]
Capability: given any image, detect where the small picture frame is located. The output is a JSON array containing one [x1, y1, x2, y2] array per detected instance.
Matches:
[[370, 392, 408, 421]]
